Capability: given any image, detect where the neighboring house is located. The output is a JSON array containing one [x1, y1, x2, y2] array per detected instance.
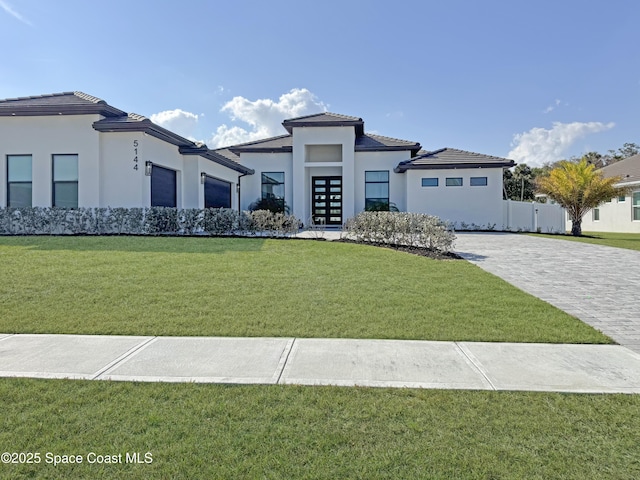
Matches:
[[2, 91, 545, 230], [215, 113, 515, 227], [572, 154, 640, 233], [0, 92, 253, 211]]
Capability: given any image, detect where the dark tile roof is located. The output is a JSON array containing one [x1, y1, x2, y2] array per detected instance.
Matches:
[[228, 134, 293, 154], [600, 154, 640, 185], [211, 148, 242, 163], [0, 91, 125, 117], [356, 133, 421, 154], [395, 148, 515, 172], [282, 112, 365, 134], [228, 132, 420, 155]]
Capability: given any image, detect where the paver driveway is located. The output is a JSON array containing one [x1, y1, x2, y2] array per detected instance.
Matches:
[[455, 233, 640, 354]]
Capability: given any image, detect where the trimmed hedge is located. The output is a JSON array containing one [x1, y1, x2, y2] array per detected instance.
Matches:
[[0, 207, 300, 237], [344, 211, 455, 252]]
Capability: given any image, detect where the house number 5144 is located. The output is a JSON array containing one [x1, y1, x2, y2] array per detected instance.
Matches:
[[133, 140, 139, 171]]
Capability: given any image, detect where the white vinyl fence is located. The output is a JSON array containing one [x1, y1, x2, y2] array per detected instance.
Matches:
[[502, 200, 566, 233]]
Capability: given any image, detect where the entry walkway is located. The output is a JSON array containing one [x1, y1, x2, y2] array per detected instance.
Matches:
[[1, 334, 640, 393], [454, 233, 640, 353]]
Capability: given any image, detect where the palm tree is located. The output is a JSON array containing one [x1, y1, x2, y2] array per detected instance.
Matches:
[[536, 158, 628, 236]]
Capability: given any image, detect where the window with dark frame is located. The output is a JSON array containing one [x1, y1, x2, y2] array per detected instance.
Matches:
[[262, 172, 284, 198], [365, 170, 389, 209], [421, 178, 438, 187], [633, 192, 640, 221], [470, 177, 488, 186], [52, 154, 78, 208], [7, 155, 32, 207], [445, 177, 463, 187], [593, 208, 600, 221]]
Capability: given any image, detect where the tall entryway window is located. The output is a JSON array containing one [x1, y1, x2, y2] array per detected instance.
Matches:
[[151, 165, 177, 207], [312, 176, 342, 225]]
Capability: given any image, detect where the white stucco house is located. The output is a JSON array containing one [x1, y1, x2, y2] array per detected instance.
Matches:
[[1, 91, 535, 229], [572, 154, 640, 233], [214, 113, 516, 227], [0, 92, 253, 211]]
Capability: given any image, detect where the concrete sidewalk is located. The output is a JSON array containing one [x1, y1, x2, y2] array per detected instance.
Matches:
[[1, 334, 640, 394]]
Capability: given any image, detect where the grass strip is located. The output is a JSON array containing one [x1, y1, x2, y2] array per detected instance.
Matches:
[[0, 236, 608, 343], [1, 379, 639, 479], [530, 231, 640, 252]]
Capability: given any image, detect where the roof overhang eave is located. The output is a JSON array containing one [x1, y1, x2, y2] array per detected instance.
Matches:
[[395, 161, 515, 173], [0, 104, 126, 117], [229, 146, 293, 155], [93, 120, 195, 147]]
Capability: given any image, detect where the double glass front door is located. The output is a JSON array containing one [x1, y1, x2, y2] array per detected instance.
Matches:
[[312, 176, 342, 225]]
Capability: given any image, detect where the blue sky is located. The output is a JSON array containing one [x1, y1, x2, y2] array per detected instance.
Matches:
[[1, 0, 638, 166]]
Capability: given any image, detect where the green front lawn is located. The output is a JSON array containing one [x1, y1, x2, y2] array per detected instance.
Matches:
[[531, 231, 640, 252], [0, 236, 608, 343], [1, 379, 639, 479]]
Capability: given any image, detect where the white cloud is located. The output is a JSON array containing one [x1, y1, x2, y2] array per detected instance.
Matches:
[[508, 121, 615, 167], [0, 0, 32, 25], [543, 99, 561, 114], [210, 88, 327, 147], [150, 109, 199, 140]]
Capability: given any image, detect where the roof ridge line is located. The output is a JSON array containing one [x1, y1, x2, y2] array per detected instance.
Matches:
[[283, 111, 362, 122], [72, 91, 106, 104]]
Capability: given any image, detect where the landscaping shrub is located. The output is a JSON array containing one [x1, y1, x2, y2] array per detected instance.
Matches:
[[248, 197, 290, 214], [344, 211, 455, 252], [0, 207, 300, 238], [249, 210, 300, 237]]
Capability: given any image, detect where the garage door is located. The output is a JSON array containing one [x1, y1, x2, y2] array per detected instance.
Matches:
[[151, 165, 177, 207], [204, 176, 232, 209]]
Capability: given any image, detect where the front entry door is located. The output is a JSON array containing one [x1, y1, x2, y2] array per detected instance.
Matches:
[[312, 176, 342, 225]]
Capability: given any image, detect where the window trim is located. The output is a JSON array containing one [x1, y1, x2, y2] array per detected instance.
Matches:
[[52, 154, 79, 208], [421, 177, 438, 187], [365, 170, 390, 209], [445, 177, 463, 187], [7, 154, 33, 207]]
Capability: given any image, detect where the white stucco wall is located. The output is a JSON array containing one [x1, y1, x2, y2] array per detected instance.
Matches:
[[99, 131, 150, 207], [569, 186, 640, 233], [405, 168, 505, 227], [1, 115, 244, 210], [0, 115, 101, 208]]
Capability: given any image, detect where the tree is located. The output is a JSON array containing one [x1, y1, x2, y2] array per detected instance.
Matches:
[[568, 143, 639, 168], [503, 163, 549, 201], [607, 142, 639, 165], [535, 158, 629, 236]]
